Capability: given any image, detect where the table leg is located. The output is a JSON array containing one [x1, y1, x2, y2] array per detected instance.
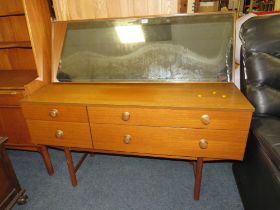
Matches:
[[64, 147, 77, 187], [194, 157, 204, 200], [38, 145, 54, 176]]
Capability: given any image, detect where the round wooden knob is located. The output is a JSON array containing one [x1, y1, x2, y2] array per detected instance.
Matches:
[[122, 112, 130, 121], [199, 139, 208, 149], [49, 109, 59, 118], [55, 130, 64, 138], [200, 114, 210, 125], [123, 134, 132, 144]]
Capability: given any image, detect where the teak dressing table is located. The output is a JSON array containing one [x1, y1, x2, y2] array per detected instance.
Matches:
[[22, 83, 254, 200], [21, 13, 254, 200]]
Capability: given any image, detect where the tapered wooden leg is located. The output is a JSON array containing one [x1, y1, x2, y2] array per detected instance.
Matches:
[[38, 145, 54, 176], [64, 147, 77, 187], [194, 157, 204, 200]]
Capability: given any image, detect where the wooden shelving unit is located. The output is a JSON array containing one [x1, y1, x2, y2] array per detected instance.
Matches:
[[0, 0, 51, 157], [0, 0, 36, 148]]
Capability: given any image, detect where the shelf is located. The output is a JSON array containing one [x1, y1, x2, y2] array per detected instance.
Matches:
[[0, 70, 38, 90], [0, 41, 31, 49], [0, 11, 25, 17]]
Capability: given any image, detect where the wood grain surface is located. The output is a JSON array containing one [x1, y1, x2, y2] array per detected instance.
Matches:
[[52, 0, 179, 21], [0, 48, 36, 70], [0, 15, 29, 42], [0, 90, 24, 106], [0, 0, 24, 16], [91, 124, 248, 160], [88, 106, 252, 130], [0, 107, 31, 144], [27, 120, 93, 148], [22, 83, 255, 111], [22, 104, 88, 122], [0, 70, 37, 89], [51, 21, 67, 82], [23, 0, 52, 82], [0, 41, 31, 49]]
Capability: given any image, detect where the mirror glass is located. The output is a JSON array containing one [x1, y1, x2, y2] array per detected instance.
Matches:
[[57, 13, 234, 83]]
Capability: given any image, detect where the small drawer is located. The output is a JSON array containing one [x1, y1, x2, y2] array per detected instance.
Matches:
[[0, 90, 24, 106], [22, 104, 88, 122], [91, 124, 248, 160], [88, 107, 252, 130], [27, 120, 92, 148]]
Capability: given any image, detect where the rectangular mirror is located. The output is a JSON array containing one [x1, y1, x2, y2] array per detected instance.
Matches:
[[55, 13, 234, 83]]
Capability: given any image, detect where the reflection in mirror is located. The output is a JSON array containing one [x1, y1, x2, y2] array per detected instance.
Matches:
[[56, 13, 234, 83]]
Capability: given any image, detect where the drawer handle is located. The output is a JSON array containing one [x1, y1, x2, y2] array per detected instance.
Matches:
[[122, 112, 130, 121], [199, 139, 208, 149], [49, 109, 59, 118], [123, 134, 132, 144], [200, 114, 210, 125], [55, 130, 64, 138]]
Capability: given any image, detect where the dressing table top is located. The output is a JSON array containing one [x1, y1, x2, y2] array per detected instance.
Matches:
[[22, 83, 254, 111]]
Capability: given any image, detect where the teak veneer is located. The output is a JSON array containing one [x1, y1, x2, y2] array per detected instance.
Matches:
[[22, 82, 254, 200], [22, 83, 252, 110]]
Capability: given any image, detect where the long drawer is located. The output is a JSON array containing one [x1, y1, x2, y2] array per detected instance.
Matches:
[[91, 124, 248, 160], [27, 120, 93, 148], [22, 104, 88, 122], [88, 107, 252, 130]]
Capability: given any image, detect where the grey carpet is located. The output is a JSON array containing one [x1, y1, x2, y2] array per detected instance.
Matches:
[[8, 149, 243, 210]]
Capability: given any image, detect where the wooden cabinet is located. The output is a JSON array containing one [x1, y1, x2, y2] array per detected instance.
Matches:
[[0, 137, 27, 209], [0, 107, 31, 145], [0, 0, 54, 176], [0, 0, 51, 150], [21, 83, 254, 199]]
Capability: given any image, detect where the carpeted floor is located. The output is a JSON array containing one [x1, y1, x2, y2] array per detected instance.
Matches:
[[8, 149, 244, 210]]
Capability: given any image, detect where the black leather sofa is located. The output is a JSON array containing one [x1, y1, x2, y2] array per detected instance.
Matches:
[[232, 14, 280, 210]]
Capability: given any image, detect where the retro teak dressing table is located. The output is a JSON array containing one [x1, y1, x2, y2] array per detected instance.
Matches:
[[21, 13, 254, 200]]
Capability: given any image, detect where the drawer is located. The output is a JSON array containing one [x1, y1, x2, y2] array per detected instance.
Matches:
[[88, 107, 252, 130], [22, 104, 88, 122], [0, 90, 24, 106], [27, 120, 92, 148], [92, 124, 248, 160]]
